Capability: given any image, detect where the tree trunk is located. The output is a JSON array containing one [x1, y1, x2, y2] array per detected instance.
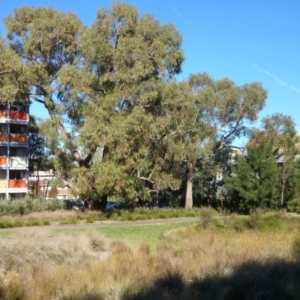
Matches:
[[99, 194, 108, 211], [88, 194, 108, 211], [280, 161, 288, 207], [280, 184, 285, 207], [185, 161, 194, 208]]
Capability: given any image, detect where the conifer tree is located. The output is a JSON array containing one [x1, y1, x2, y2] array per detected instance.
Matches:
[[225, 141, 279, 212]]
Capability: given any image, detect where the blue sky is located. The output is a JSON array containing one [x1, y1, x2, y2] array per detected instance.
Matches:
[[1, 0, 300, 145]]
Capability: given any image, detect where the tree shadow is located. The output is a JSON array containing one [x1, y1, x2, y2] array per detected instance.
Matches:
[[122, 259, 300, 300]]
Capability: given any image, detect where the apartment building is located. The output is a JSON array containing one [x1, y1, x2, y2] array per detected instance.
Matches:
[[0, 101, 29, 200]]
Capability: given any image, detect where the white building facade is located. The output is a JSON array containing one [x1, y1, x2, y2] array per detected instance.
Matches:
[[0, 102, 29, 199]]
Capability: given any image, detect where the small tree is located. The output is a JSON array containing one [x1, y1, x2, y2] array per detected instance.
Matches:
[[249, 114, 300, 207], [225, 141, 279, 213]]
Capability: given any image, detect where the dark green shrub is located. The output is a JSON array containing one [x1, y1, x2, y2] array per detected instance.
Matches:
[[287, 197, 300, 214]]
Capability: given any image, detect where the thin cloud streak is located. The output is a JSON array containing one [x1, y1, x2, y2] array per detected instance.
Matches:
[[172, 7, 192, 25], [254, 64, 300, 94]]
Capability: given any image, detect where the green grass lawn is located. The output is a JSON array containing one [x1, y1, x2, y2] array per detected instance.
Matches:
[[94, 221, 197, 247], [52, 220, 197, 247]]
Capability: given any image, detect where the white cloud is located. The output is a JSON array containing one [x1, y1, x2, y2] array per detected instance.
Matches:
[[172, 7, 192, 25], [254, 64, 300, 94]]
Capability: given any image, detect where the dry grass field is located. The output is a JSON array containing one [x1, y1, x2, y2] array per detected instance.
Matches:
[[0, 213, 300, 299]]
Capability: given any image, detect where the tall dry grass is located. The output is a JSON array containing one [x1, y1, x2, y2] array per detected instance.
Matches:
[[0, 223, 300, 299]]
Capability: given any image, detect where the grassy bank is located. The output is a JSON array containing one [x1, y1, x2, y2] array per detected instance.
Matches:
[[0, 207, 202, 229]]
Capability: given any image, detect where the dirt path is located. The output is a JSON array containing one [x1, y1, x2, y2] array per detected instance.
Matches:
[[0, 217, 200, 232]]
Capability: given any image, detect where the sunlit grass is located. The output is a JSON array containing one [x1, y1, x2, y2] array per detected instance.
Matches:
[[1, 213, 300, 299]]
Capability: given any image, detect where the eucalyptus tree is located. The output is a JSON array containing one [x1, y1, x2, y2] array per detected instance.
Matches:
[[5, 6, 84, 164], [3, 3, 184, 207], [121, 73, 268, 209], [0, 37, 29, 103], [181, 73, 267, 208], [2, 4, 268, 209]]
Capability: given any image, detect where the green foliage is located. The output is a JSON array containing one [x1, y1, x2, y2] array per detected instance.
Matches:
[[285, 159, 300, 210], [260, 214, 283, 231], [288, 197, 300, 214], [249, 114, 300, 207], [0, 196, 65, 216], [0, 4, 270, 209], [225, 141, 279, 213]]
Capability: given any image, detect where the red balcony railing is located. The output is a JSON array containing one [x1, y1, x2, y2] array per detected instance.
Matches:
[[9, 111, 28, 121], [8, 180, 26, 188], [0, 110, 7, 119], [0, 156, 6, 165], [9, 134, 27, 143]]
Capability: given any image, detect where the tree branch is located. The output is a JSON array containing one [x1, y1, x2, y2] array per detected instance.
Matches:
[[29, 94, 45, 104], [148, 189, 159, 194], [137, 170, 154, 184]]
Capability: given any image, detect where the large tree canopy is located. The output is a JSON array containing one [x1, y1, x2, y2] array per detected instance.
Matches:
[[2, 3, 184, 206], [1, 3, 271, 209]]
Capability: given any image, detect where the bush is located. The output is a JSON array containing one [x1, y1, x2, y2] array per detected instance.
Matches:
[[287, 197, 300, 214], [248, 209, 263, 230], [200, 207, 215, 229], [260, 212, 284, 231], [0, 196, 65, 216], [230, 214, 245, 232], [61, 218, 79, 225]]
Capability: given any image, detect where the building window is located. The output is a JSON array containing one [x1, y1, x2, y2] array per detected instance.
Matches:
[[10, 147, 27, 157], [10, 124, 27, 134], [0, 170, 6, 180], [0, 125, 7, 133], [0, 147, 7, 156], [9, 170, 26, 180]]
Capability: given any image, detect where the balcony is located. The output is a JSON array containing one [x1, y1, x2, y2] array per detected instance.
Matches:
[[8, 180, 26, 188], [0, 180, 5, 188], [0, 133, 7, 142], [9, 134, 27, 143], [9, 156, 27, 167], [9, 111, 28, 121], [0, 156, 6, 166], [0, 110, 7, 119]]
